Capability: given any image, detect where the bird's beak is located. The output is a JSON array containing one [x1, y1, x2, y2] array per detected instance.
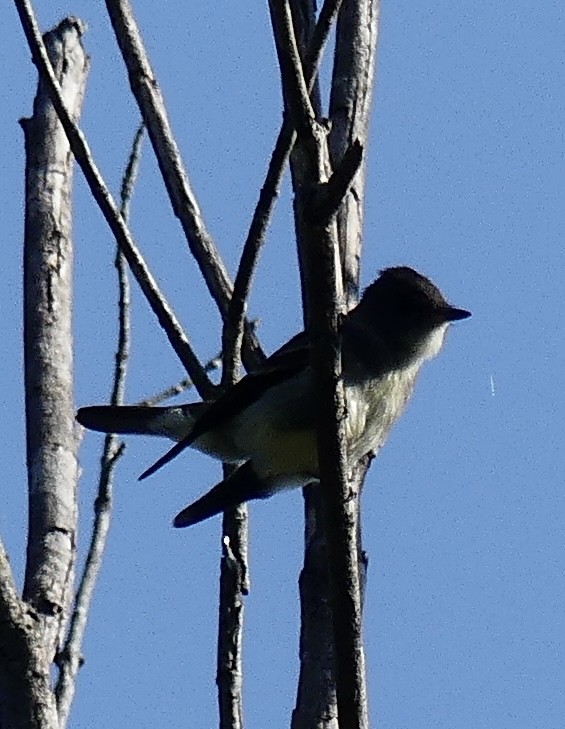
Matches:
[[443, 305, 472, 321]]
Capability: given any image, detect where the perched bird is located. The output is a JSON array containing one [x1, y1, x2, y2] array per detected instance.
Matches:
[[77, 266, 470, 528]]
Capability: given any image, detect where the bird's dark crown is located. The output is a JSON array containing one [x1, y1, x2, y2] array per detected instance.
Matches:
[[363, 266, 450, 313], [351, 266, 469, 361]]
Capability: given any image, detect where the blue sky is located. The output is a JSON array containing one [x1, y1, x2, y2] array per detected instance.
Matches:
[[2, 1, 564, 727]]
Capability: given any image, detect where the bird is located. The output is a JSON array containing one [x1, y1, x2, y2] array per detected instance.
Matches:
[[77, 266, 470, 528]]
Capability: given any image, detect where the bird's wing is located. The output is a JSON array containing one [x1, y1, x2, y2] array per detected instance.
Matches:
[[173, 461, 270, 528], [138, 331, 310, 480]]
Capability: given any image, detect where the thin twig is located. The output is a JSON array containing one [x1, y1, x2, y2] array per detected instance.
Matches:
[[13, 0, 214, 399], [269, 0, 316, 138], [137, 354, 222, 407], [310, 139, 364, 223], [55, 125, 143, 728], [120, 122, 145, 220]]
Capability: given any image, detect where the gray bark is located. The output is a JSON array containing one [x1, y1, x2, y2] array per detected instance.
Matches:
[[0, 541, 59, 729], [21, 14, 86, 667], [330, 0, 381, 305], [285, 1, 381, 727], [0, 16, 87, 729]]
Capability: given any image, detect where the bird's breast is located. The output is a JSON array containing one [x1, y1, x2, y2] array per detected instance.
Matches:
[[345, 365, 418, 461]]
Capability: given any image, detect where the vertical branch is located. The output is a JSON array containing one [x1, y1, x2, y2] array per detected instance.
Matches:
[[297, 194, 367, 729], [216, 505, 249, 729], [270, 4, 342, 728], [329, 0, 381, 302], [216, 282, 251, 729], [269, 2, 367, 728], [21, 17, 88, 664], [291, 487, 337, 729], [287, 1, 381, 726], [55, 125, 144, 729]]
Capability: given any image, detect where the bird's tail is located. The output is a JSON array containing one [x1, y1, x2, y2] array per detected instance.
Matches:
[[76, 404, 207, 441], [173, 462, 270, 528]]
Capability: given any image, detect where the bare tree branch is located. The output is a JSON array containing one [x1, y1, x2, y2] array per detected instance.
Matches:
[[55, 124, 144, 729], [20, 16, 87, 666], [216, 260, 253, 727], [270, 1, 317, 136], [0, 539, 59, 729], [136, 354, 222, 407], [285, 1, 380, 725], [300, 220, 367, 729], [0, 537, 19, 628], [329, 0, 381, 303], [14, 0, 214, 398], [222, 0, 345, 404], [119, 123, 146, 221], [217, 505, 249, 729], [0, 17, 86, 726], [269, 1, 368, 727], [291, 486, 337, 729], [103, 0, 265, 372], [312, 140, 364, 223], [216, 288, 249, 729], [272, 3, 343, 727]]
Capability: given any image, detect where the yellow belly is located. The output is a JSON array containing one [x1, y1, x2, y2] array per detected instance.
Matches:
[[248, 427, 319, 483]]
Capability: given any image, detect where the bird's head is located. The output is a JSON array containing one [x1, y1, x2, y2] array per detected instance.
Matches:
[[356, 266, 471, 363]]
